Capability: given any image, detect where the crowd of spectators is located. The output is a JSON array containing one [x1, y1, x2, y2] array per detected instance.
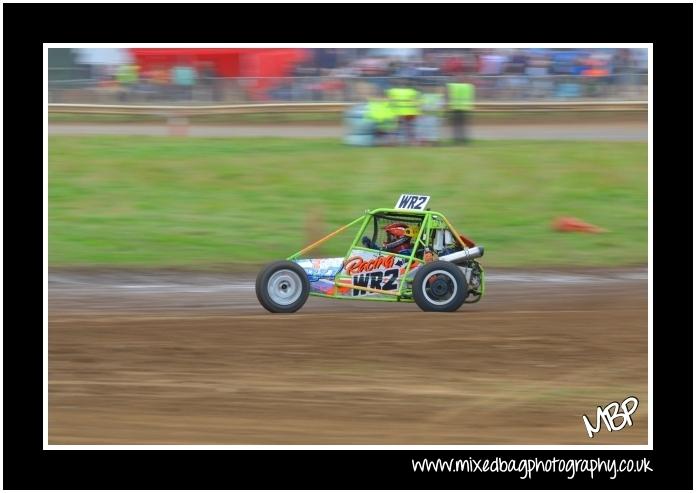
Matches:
[[84, 61, 220, 102], [284, 48, 648, 101], [48, 48, 648, 104]]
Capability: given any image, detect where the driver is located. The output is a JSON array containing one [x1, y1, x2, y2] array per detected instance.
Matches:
[[362, 222, 415, 255]]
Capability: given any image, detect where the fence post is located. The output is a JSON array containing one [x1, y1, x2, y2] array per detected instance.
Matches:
[[167, 114, 189, 137], [305, 208, 325, 256]]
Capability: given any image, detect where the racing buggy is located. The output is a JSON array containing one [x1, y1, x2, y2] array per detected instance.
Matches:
[[256, 194, 485, 313]]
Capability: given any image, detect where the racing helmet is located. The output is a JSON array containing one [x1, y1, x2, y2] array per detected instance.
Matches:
[[384, 222, 416, 252]]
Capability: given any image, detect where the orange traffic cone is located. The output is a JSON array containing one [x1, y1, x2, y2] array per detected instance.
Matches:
[[552, 217, 607, 233]]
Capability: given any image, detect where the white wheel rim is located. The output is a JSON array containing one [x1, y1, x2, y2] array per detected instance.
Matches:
[[421, 270, 458, 306], [268, 270, 302, 306]]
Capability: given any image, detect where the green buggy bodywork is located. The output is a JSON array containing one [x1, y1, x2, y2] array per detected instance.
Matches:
[[286, 207, 485, 303], [255, 195, 485, 312]]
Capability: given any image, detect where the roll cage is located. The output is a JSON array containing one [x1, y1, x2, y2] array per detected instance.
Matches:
[[287, 208, 479, 301]]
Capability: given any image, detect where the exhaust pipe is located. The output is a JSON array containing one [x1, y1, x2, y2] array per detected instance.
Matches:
[[439, 245, 485, 264]]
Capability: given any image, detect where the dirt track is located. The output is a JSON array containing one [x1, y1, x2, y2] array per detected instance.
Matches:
[[48, 269, 648, 445]]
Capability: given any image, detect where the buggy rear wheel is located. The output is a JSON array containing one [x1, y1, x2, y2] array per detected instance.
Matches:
[[412, 261, 468, 312], [255, 261, 310, 313]]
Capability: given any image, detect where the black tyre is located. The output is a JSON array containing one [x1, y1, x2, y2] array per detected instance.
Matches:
[[255, 260, 310, 313], [412, 261, 468, 312]]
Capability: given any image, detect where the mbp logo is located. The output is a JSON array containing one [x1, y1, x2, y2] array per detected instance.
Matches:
[[582, 396, 639, 438]]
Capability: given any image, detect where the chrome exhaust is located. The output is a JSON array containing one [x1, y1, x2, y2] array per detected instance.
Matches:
[[439, 245, 485, 264]]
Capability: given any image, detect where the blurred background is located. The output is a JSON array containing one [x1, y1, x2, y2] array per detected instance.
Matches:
[[49, 47, 648, 104], [48, 47, 648, 267]]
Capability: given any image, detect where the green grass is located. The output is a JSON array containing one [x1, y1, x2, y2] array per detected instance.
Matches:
[[48, 136, 647, 268], [48, 112, 343, 125], [48, 110, 646, 126]]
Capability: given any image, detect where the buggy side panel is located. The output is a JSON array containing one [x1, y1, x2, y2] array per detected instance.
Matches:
[[293, 257, 345, 296], [335, 247, 423, 299]]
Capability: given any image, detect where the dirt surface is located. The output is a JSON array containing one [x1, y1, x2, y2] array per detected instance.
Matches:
[[48, 269, 648, 445], [48, 121, 648, 141]]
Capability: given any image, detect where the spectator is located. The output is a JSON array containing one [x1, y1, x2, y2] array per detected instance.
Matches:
[[199, 62, 219, 101], [446, 75, 475, 144], [343, 100, 373, 146], [151, 65, 171, 100], [387, 80, 421, 145], [503, 49, 528, 99], [367, 94, 397, 146], [525, 54, 552, 99], [441, 54, 464, 76], [581, 54, 610, 98], [417, 84, 445, 146], [115, 63, 138, 101], [171, 62, 197, 101]]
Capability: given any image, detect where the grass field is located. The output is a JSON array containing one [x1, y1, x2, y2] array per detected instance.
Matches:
[[48, 136, 648, 268], [48, 110, 647, 126]]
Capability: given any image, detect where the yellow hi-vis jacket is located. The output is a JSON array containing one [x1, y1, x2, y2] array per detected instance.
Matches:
[[387, 87, 421, 117], [368, 100, 396, 129], [447, 82, 475, 111]]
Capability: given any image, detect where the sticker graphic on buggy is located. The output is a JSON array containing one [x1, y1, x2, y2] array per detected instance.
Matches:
[[339, 249, 419, 297], [294, 257, 345, 295], [344, 255, 395, 275], [351, 268, 400, 296]]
